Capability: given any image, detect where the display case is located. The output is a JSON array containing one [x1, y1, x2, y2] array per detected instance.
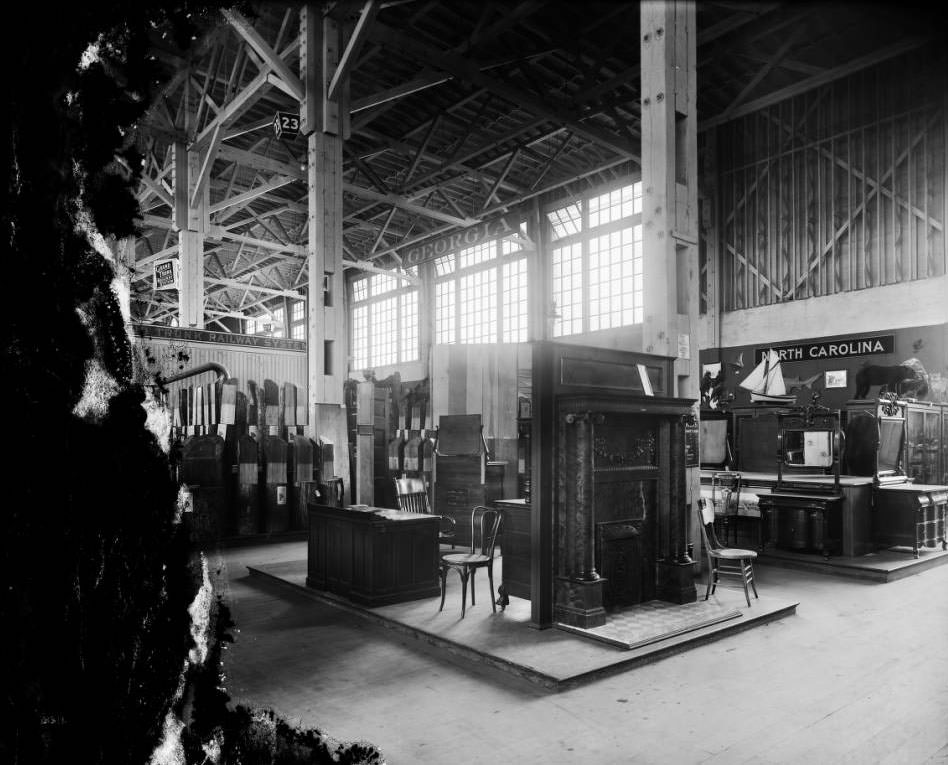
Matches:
[[842, 397, 907, 482], [903, 401, 944, 485], [699, 410, 732, 469]]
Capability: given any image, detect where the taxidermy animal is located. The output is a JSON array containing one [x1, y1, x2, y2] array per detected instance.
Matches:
[[854, 364, 927, 399]]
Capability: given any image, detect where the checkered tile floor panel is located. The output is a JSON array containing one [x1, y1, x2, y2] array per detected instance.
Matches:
[[559, 599, 742, 650]]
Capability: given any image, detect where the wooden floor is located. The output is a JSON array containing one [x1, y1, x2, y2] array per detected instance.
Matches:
[[212, 541, 948, 764]]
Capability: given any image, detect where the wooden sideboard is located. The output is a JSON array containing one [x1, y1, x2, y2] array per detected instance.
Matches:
[[494, 498, 531, 602], [306, 503, 441, 606]]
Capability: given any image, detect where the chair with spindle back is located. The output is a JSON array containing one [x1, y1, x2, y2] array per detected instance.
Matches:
[[393, 477, 456, 547], [696, 498, 759, 608], [439, 506, 503, 618]]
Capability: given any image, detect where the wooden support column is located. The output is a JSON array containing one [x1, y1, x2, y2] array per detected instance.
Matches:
[[302, 4, 350, 490], [172, 141, 209, 328], [641, 1, 699, 597]]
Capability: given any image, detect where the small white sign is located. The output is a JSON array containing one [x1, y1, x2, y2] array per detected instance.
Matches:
[[153, 258, 179, 291], [677, 333, 691, 360]]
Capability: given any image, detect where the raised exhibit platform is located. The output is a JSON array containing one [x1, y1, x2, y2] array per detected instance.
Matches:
[[757, 545, 948, 582], [246, 557, 797, 691]]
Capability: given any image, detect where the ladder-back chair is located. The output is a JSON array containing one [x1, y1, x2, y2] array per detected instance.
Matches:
[[696, 498, 759, 608], [394, 477, 456, 547]]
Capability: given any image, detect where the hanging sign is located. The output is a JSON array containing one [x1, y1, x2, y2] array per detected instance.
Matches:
[[399, 214, 524, 267], [754, 334, 894, 364], [153, 258, 179, 291], [273, 111, 301, 139]]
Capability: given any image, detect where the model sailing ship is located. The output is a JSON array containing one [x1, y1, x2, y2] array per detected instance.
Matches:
[[740, 350, 797, 404]]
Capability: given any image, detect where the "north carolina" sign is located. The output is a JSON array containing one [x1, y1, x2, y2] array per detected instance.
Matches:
[[755, 335, 894, 364]]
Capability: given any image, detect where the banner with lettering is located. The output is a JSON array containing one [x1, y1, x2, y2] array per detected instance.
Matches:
[[754, 335, 895, 364], [399, 214, 525, 267]]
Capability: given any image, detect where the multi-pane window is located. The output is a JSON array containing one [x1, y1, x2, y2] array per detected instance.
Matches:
[[502, 258, 528, 343], [589, 227, 643, 330], [271, 307, 285, 338], [547, 202, 582, 238], [459, 269, 497, 343], [434, 225, 530, 345], [400, 291, 418, 361], [546, 181, 643, 337], [349, 272, 418, 369], [370, 297, 398, 366], [289, 299, 306, 341], [552, 243, 583, 337], [351, 305, 369, 370], [435, 281, 455, 345], [246, 317, 257, 335]]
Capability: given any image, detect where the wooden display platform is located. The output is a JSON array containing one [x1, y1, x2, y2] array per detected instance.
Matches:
[[757, 545, 948, 582], [246, 557, 797, 692]]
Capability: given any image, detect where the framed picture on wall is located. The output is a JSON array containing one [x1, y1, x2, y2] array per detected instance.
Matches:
[[825, 370, 847, 389]]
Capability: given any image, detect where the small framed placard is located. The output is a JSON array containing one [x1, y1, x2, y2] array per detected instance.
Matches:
[[825, 369, 847, 389]]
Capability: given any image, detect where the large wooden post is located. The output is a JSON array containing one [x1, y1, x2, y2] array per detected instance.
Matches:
[[172, 141, 208, 328], [641, 0, 699, 602], [301, 4, 350, 490]]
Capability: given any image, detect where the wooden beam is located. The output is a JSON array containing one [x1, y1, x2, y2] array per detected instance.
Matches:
[[221, 7, 305, 101], [351, 70, 450, 112], [209, 176, 297, 215], [720, 27, 802, 119], [328, 0, 379, 101], [341, 259, 420, 284], [192, 69, 271, 148], [189, 123, 223, 209], [206, 277, 303, 298], [701, 36, 931, 130], [210, 227, 307, 256], [342, 183, 478, 227], [481, 148, 520, 212], [217, 145, 305, 179], [369, 22, 636, 159]]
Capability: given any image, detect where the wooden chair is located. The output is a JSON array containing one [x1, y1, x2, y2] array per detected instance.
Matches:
[[439, 506, 503, 618], [711, 470, 742, 545], [696, 498, 759, 608], [393, 477, 456, 547]]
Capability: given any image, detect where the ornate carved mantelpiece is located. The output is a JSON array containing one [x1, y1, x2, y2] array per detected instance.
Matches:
[[531, 342, 697, 629]]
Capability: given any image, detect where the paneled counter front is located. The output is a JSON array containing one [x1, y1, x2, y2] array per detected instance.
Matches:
[[493, 498, 531, 601], [307, 504, 441, 606], [700, 471, 875, 557]]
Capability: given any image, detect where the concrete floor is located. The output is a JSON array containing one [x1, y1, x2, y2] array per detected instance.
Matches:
[[211, 541, 948, 764]]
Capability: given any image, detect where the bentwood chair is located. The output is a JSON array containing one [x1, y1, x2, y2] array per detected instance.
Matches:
[[394, 477, 456, 547], [439, 505, 503, 618], [696, 498, 759, 608]]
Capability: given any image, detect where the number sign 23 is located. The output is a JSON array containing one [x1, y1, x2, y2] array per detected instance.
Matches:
[[273, 111, 300, 139]]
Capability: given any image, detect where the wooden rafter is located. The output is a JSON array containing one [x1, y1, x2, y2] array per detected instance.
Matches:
[[328, 0, 380, 101], [221, 7, 304, 101]]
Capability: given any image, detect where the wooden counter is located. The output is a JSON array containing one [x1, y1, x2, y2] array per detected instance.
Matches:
[[306, 503, 441, 606], [700, 471, 875, 557], [494, 498, 531, 601]]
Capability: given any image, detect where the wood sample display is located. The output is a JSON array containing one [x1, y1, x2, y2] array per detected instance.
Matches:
[[434, 413, 506, 547]]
